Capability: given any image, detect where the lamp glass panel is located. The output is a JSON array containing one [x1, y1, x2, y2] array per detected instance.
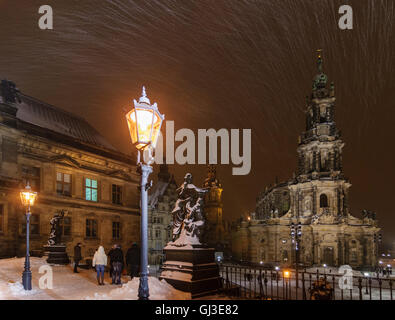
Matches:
[[135, 108, 156, 146], [151, 110, 163, 148], [126, 109, 138, 145]]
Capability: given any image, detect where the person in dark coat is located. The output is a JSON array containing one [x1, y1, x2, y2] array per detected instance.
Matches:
[[109, 244, 124, 285], [73, 243, 82, 273], [107, 244, 116, 278], [125, 243, 140, 279]]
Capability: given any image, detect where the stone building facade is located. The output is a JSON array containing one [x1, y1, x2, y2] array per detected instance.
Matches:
[[231, 53, 380, 269], [0, 80, 141, 261], [147, 163, 177, 265]]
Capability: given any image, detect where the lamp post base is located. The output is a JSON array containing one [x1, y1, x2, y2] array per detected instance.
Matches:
[[138, 273, 150, 300], [22, 270, 32, 291]]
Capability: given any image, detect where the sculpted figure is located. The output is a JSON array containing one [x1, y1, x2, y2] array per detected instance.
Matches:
[[48, 210, 67, 246], [171, 173, 208, 246]]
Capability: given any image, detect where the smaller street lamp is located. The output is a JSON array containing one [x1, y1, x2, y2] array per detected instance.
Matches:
[[290, 221, 302, 288], [20, 182, 37, 290]]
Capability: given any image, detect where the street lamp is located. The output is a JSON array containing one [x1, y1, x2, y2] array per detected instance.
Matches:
[[125, 86, 164, 300], [20, 182, 37, 290], [290, 221, 302, 288]]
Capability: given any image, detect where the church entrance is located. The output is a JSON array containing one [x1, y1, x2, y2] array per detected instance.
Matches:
[[323, 247, 334, 266]]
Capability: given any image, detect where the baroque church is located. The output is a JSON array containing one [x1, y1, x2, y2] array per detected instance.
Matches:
[[232, 53, 380, 269], [0, 80, 141, 260]]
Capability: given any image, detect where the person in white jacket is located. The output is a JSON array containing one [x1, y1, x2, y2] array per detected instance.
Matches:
[[92, 246, 107, 285]]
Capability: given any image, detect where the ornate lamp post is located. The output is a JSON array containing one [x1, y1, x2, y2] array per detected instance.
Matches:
[[290, 221, 302, 288], [20, 182, 37, 290], [125, 86, 164, 300]]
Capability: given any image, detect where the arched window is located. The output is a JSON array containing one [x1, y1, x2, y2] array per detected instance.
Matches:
[[320, 194, 328, 208]]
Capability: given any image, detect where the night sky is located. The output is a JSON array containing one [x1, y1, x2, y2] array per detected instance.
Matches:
[[1, 1, 394, 249]]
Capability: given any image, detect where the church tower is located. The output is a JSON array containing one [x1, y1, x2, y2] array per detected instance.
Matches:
[[203, 165, 226, 250], [243, 51, 379, 269], [292, 50, 350, 219]]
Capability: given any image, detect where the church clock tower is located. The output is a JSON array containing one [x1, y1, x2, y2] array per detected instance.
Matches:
[[203, 165, 227, 251], [293, 50, 350, 219]]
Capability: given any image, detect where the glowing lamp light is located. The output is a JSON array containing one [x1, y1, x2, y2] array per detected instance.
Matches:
[[364, 272, 369, 277], [379, 260, 383, 264], [275, 266, 280, 271], [323, 264, 327, 268], [283, 270, 290, 278], [20, 183, 37, 208], [126, 86, 164, 150]]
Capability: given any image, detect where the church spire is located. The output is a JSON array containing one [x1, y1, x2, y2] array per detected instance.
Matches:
[[203, 165, 222, 188], [317, 49, 323, 73], [312, 49, 328, 93]]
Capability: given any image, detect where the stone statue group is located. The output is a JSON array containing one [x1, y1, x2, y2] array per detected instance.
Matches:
[[171, 173, 209, 247]]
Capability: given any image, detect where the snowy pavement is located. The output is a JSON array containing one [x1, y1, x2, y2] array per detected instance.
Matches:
[[0, 257, 189, 300]]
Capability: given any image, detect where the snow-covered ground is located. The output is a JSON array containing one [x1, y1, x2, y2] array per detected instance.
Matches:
[[0, 257, 190, 300], [220, 266, 395, 300]]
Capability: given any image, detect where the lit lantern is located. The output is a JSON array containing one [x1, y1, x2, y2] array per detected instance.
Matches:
[[283, 270, 290, 279], [20, 183, 37, 208], [125, 86, 164, 150]]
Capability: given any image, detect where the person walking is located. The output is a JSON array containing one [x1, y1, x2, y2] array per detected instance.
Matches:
[[73, 243, 82, 273], [92, 245, 107, 285], [126, 243, 140, 279], [109, 244, 124, 285]]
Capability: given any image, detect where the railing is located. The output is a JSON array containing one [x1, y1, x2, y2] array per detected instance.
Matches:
[[219, 264, 394, 300]]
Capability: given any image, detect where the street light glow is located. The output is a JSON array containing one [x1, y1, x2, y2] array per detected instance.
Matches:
[[20, 183, 37, 207], [126, 86, 164, 150]]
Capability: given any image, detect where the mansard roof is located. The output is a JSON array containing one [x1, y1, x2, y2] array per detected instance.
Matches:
[[148, 173, 177, 209], [16, 94, 115, 151]]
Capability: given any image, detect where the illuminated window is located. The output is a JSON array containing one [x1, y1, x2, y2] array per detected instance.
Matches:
[[112, 222, 121, 240], [85, 178, 98, 202], [86, 219, 97, 238], [112, 184, 122, 205], [56, 172, 71, 196]]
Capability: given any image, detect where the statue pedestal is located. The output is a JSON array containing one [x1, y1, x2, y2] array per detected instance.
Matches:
[[44, 245, 70, 265], [160, 244, 221, 299]]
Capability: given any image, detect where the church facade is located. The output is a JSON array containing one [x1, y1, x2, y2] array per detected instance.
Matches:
[[0, 80, 141, 260], [232, 53, 380, 269]]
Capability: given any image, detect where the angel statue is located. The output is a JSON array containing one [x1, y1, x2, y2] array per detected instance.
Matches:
[[171, 173, 208, 246]]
